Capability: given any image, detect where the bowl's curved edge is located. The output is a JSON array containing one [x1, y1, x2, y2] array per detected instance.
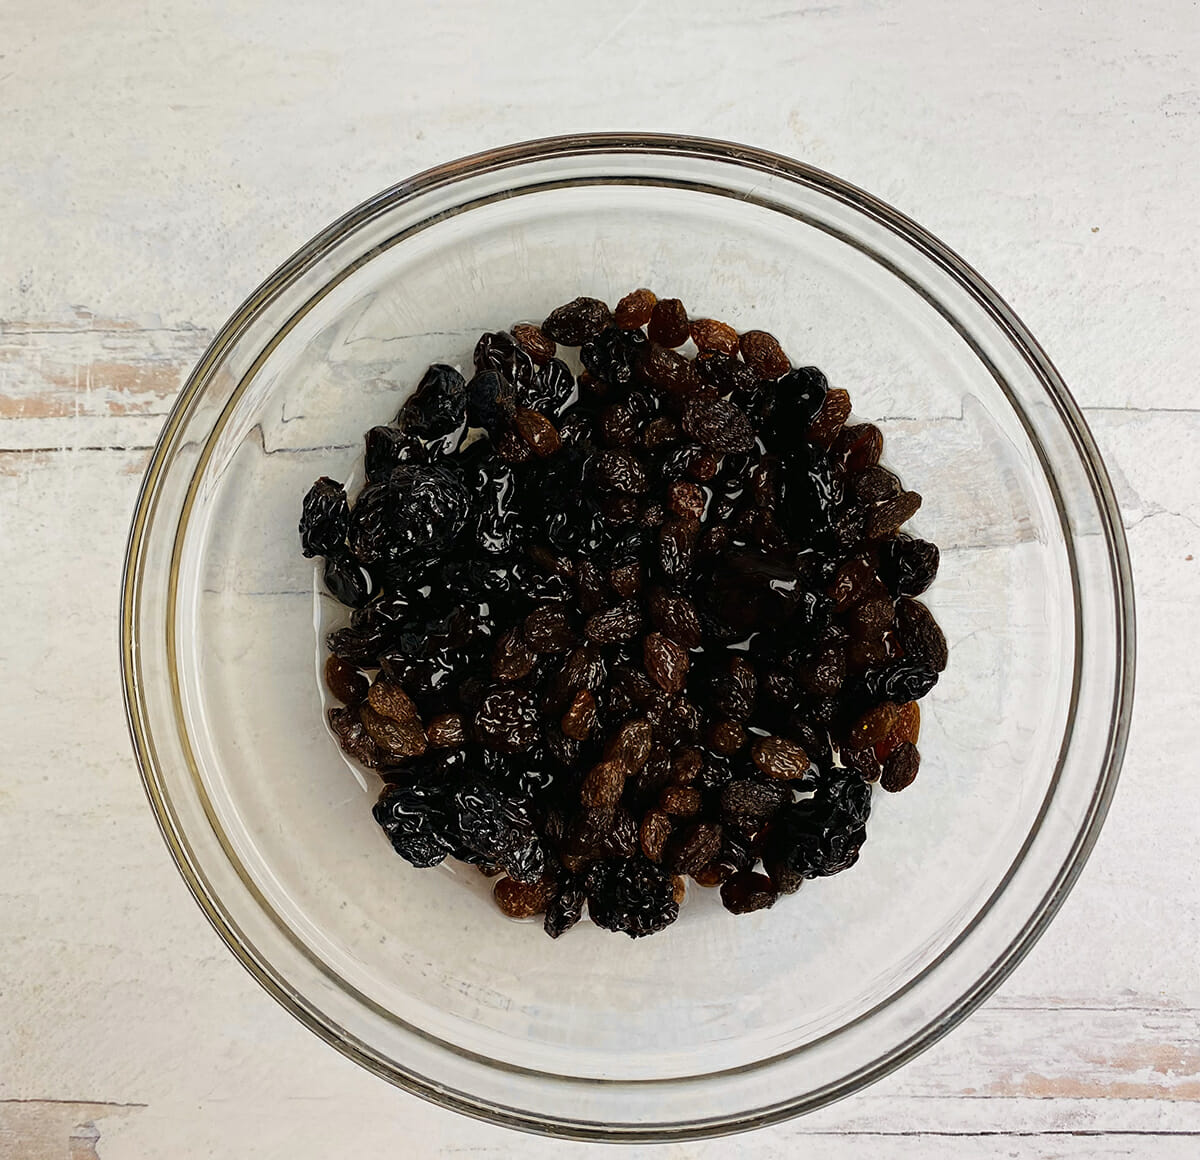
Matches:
[[119, 131, 1136, 1142]]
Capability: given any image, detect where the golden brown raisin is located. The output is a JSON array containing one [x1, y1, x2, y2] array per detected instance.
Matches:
[[751, 736, 810, 778], [561, 689, 597, 741], [614, 288, 657, 329], [846, 701, 901, 750], [738, 330, 790, 378], [605, 719, 654, 771], [689, 318, 740, 356], [672, 875, 687, 905], [660, 785, 702, 817], [359, 702, 426, 758], [368, 680, 421, 726], [513, 408, 562, 457], [493, 875, 556, 918], [492, 626, 537, 681], [427, 712, 466, 748], [581, 759, 627, 809], [648, 298, 690, 347], [876, 700, 920, 759], [640, 809, 673, 862], [807, 388, 852, 448], [834, 423, 884, 471], [324, 654, 367, 705], [880, 741, 920, 792], [644, 632, 689, 694], [510, 322, 556, 364]]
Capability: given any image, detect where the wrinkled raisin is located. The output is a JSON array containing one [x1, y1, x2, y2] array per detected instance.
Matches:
[[542, 296, 613, 345], [751, 736, 810, 779], [807, 388, 852, 448], [585, 600, 643, 644], [866, 491, 922, 539], [475, 688, 540, 753], [738, 330, 790, 378], [895, 597, 948, 671], [689, 318, 740, 356], [648, 298, 690, 347], [720, 870, 778, 914], [644, 632, 689, 694], [493, 875, 556, 918], [614, 288, 656, 329], [845, 701, 900, 750], [510, 322, 556, 364], [300, 477, 349, 557], [880, 741, 920, 792]]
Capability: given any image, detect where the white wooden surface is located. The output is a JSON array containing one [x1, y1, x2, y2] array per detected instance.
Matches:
[[2, 1, 1198, 1156]]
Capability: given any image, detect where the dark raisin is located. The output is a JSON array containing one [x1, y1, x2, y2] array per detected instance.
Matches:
[[666, 821, 724, 875], [706, 718, 747, 755], [322, 550, 372, 607], [866, 491, 922, 540], [513, 408, 561, 457], [604, 718, 654, 772], [581, 759, 627, 810], [400, 364, 468, 439], [365, 426, 424, 484], [300, 477, 349, 557], [720, 871, 778, 914], [862, 661, 939, 702], [659, 785, 703, 817], [681, 397, 755, 454], [850, 465, 902, 503], [427, 712, 466, 748], [582, 325, 648, 388], [542, 297, 613, 345], [591, 448, 648, 493], [328, 706, 381, 768], [466, 370, 516, 434], [695, 351, 759, 395], [524, 357, 576, 414], [648, 298, 690, 347], [585, 857, 679, 938], [560, 689, 597, 740], [833, 423, 883, 471], [585, 600, 643, 644], [656, 516, 699, 579], [879, 535, 940, 597], [895, 597, 948, 671], [475, 688, 540, 753], [543, 877, 586, 938]]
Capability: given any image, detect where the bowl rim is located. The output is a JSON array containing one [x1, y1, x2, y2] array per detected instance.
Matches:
[[121, 131, 1136, 1141]]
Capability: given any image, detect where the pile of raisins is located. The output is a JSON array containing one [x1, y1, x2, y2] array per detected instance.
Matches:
[[300, 291, 946, 938]]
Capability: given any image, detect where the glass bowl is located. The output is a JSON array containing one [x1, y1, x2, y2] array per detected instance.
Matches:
[[121, 134, 1134, 1141]]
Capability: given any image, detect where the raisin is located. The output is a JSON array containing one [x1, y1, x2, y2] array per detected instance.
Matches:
[[880, 742, 920, 792], [368, 680, 422, 725], [807, 388, 852, 448], [796, 645, 846, 697], [895, 597, 948, 671], [670, 748, 703, 785], [876, 700, 920, 759], [605, 719, 654, 772], [475, 688, 540, 753], [681, 397, 755, 454], [585, 857, 679, 938], [657, 516, 699, 579], [493, 627, 537, 681], [360, 702, 427, 758], [427, 712, 466, 748], [738, 330, 790, 379], [328, 706, 382, 767], [863, 661, 938, 702], [708, 654, 758, 721], [510, 322, 556, 364], [833, 423, 883, 471], [879, 535, 940, 597], [523, 605, 575, 653], [866, 491, 922, 540], [561, 689, 597, 740], [845, 701, 900, 750], [643, 416, 681, 450], [648, 298, 690, 347], [592, 448, 648, 493], [582, 326, 648, 388], [543, 878, 586, 938], [695, 351, 759, 395], [400, 364, 468, 439], [643, 632, 689, 694], [850, 466, 902, 503], [689, 318, 740, 356], [474, 332, 536, 390], [513, 408, 562, 457], [751, 736, 810, 779], [639, 344, 696, 392], [542, 296, 614, 345], [493, 875, 556, 918], [720, 871, 778, 914], [667, 480, 705, 520], [325, 654, 368, 705], [659, 785, 702, 817], [581, 759, 628, 810], [720, 779, 789, 820], [526, 358, 575, 414], [609, 561, 643, 598], [828, 556, 877, 611], [614, 288, 656, 329], [844, 745, 883, 782], [322, 551, 372, 607], [585, 600, 643, 644], [707, 718, 747, 755], [300, 477, 349, 557], [667, 821, 724, 875]]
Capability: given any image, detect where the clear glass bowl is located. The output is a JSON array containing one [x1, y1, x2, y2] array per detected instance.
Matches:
[[121, 134, 1134, 1141]]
